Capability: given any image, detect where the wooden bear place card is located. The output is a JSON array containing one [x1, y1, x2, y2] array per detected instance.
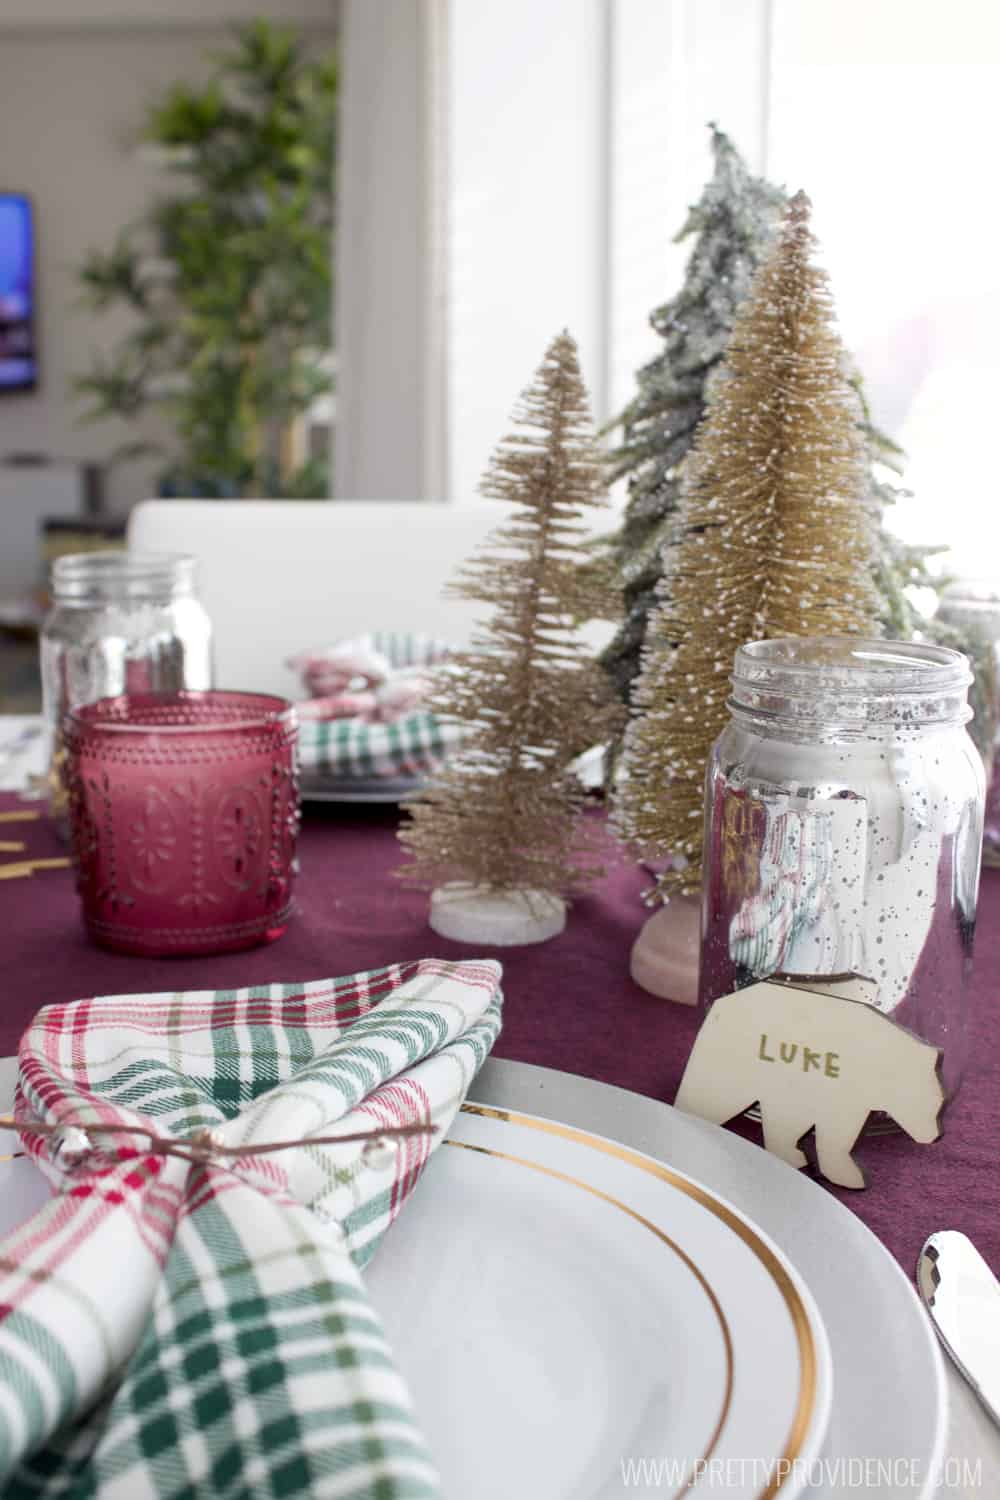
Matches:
[[674, 975, 945, 1189]]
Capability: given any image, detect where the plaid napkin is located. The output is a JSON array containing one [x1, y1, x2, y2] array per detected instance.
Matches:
[[295, 632, 463, 780], [0, 957, 503, 1498]]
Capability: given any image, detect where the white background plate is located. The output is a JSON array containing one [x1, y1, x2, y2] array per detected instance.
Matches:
[[473, 1061, 974, 1500], [366, 1104, 832, 1499], [298, 774, 426, 804]]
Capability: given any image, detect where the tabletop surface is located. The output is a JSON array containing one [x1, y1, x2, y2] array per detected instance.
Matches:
[[0, 740, 998, 1493], [1, 788, 996, 1284]]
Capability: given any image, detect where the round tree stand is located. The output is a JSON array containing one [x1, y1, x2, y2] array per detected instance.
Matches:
[[429, 884, 567, 946], [629, 895, 701, 1004]]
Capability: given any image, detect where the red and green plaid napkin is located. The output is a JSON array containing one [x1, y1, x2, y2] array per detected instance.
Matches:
[[0, 958, 503, 1498], [295, 632, 463, 781]]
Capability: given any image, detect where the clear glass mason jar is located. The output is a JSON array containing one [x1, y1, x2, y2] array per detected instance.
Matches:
[[41, 552, 214, 819], [699, 637, 984, 1097]]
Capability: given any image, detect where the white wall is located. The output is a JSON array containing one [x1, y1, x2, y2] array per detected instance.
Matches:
[[0, 1, 336, 30], [448, 0, 773, 505], [335, 0, 447, 503], [609, 0, 772, 421], [0, 31, 220, 514], [447, 0, 609, 506], [0, 4, 337, 517], [766, 0, 1000, 575], [338, 0, 771, 508]]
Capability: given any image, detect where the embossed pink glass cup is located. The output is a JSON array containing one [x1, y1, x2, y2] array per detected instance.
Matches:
[[64, 691, 299, 956]]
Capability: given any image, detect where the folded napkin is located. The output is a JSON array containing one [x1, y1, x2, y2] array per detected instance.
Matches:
[[292, 632, 463, 780], [0, 957, 503, 1498]]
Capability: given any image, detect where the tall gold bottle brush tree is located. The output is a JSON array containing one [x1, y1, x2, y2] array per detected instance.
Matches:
[[617, 193, 879, 1000], [398, 331, 623, 946]]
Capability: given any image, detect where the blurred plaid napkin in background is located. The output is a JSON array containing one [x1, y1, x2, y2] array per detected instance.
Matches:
[[291, 632, 463, 782]]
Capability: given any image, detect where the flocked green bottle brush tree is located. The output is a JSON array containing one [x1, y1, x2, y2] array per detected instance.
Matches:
[[598, 126, 786, 704]]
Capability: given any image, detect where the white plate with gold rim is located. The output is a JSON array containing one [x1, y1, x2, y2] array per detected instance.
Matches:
[[299, 772, 426, 804], [0, 1067, 831, 1500], [365, 1102, 833, 1500]]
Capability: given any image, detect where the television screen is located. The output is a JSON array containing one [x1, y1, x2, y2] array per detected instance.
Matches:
[[0, 193, 37, 392]]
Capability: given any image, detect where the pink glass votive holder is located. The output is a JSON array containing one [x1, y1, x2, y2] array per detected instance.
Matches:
[[64, 691, 299, 956]]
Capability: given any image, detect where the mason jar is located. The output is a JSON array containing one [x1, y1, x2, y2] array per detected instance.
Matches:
[[699, 637, 984, 1097], [936, 579, 1000, 866], [41, 552, 214, 820]]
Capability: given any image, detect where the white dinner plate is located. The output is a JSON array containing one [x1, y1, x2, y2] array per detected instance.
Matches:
[[475, 1060, 955, 1500], [0, 1066, 832, 1500], [299, 772, 426, 804], [367, 1103, 832, 1499], [297, 743, 606, 806]]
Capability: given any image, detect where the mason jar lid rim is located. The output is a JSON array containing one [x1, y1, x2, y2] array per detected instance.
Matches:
[[734, 635, 971, 687], [52, 550, 196, 578]]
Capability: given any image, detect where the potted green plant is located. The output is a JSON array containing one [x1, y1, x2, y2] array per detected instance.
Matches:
[[76, 20, 337, 499]]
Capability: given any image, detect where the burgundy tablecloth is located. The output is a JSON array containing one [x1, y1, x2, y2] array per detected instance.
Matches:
[[1, 792, 996, 1278]]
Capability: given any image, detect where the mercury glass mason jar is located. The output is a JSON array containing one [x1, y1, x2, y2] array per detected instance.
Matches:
[[700, 638, 984, 1097], [936, 578, 1000, 866], [41, 552, 214, 820]]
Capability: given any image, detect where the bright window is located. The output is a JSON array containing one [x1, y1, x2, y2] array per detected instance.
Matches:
[[767, 0, 1000, 575]]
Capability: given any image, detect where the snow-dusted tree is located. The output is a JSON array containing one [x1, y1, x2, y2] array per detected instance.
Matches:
[[600, 125, 942, 715], [600, 125, 785, 701]]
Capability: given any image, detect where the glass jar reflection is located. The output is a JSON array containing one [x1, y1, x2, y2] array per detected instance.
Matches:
[[700, 638, 984, 1097]]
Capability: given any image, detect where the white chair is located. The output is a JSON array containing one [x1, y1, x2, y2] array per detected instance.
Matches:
[[127, 500, 516, 698]]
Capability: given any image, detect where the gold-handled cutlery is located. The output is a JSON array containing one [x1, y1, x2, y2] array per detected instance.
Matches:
[[0, 811, 70, 878], [0, 858, 71, 881]]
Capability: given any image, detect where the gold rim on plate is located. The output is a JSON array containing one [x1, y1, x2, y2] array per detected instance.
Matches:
[[453, 1103, 818, 1500]]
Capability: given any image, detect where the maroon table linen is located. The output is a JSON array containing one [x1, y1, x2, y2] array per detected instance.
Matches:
[[1, 792, 996, 1278]]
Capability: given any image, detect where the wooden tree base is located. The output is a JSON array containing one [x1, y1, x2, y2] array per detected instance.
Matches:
[[629, 896, 701, 1005], [429, 884, 567, 946]]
